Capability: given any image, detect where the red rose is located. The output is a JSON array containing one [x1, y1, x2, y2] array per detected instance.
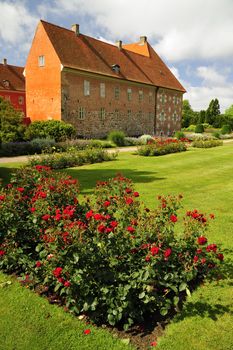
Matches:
[[103, 200, 111, 207], [125, 188, 132, 194], [64, 281, 71, 287], [83, 329, 91, 335], [201, 258, 206, 264], [42, 214, 50, 221], [127, 226, 135, 233], [164, 248, 172, 258], [193, 255, 199, 263], [209, 213, 215, 219], [0, 250, 6, 256], [0, 195, 5, 201], [150, 246, 160, 256], [94, 213, 102, 220], [30, 207, 36, 212], [98, 224, 106, 233], [86, 210, 93, 219], [110, 221, 118, 228], [150, 341, 157, 347], [53, 267, 63, 278], [145, 255, 151, 262], [196, 248, 202, 254], [206, 244, 217, 253], [197, 236, 208, 245], [16, 187, 24, 193], [133, 192, 139, 197], [125, 197, 133, 205], [35, 261, 42, 268], [170, 214, 178, 223], [217, 253, 224, 261]]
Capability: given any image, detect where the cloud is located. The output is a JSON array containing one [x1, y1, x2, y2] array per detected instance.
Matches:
[[196, 66, 228, 87]]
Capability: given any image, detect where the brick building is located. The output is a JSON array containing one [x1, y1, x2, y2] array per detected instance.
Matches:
[[25, 20, 186, 138], [0, 59, 26, 116]]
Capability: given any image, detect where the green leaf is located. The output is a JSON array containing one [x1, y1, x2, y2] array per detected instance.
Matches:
[[173, 296, 179, 305], [179, 282, 187, 291], [121, 338, 130, 345], [160, 308, 168, 316], [186, 287, 191, 297], [54, 284, 60, 292], [139, 291, 145, 299], [35, 244, 42, 252]]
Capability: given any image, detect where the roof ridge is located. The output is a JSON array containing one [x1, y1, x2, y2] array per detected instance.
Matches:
[[0, 63, 24, 70]]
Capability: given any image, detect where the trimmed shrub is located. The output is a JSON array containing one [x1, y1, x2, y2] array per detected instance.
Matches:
[[221, 124, 231, 135], [212, 132, 221, 139], [0, 167, 224, 329], [28, 148, 118, 169], [195, 124, 204, 133], [25, 120, 76, 142], [0, 138, 56, 157], [107, 130, 126, 146], [174, 131, 185, 140], [192, 140, 223, 148], [138, 138, 187, 156], [139, 134, 153, 144]]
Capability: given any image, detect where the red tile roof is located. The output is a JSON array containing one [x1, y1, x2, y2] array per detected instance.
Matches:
[[0, 63, 25, 91], [41, 20, 186, 93]]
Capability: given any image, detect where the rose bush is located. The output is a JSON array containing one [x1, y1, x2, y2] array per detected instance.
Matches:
[[137, 138, 187, 156], [0, 166, 224, 329]]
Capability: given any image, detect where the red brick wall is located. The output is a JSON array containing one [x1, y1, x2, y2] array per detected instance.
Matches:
[[25, 22, 61, 122], [61, 69, 156, 138], [156, 88, 183, 136], [0, 90, 26, 116]]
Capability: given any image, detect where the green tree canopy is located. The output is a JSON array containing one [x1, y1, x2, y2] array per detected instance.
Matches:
[[182, 100, 198, 127], [0, 96, 25, 143], [205, 98, 220, 125], [225, 104, 233, 116]]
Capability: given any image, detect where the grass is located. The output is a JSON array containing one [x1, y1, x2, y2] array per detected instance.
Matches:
[[1, 142, 233, 349]]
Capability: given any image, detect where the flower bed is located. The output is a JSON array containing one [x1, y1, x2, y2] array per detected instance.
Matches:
[[28, 147, 118, 169], [0, 166, 223, 330], [137, 138, 187, 156], [191, 140, 223, 148]]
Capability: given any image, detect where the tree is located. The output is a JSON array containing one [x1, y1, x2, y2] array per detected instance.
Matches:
[[0, 96, 25, 143], [198, 110, 206, 124], [225, 104, 233, 116], [182, 100, 197, 127], [205, 98, 220, 125]]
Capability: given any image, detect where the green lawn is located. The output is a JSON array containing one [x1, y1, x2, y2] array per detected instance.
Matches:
[[1, 143, 233, 350]]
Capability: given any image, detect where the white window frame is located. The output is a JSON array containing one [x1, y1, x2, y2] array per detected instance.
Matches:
[[100, 108, 106, 120], [84, 80, 90, 96], [127, 88, 132, 101], [100, 83, 105, 98], [114, 87, 120, 100], [79, 107, 85, 120], [139, 90, 143, 102], [38, 55, 45, 67]]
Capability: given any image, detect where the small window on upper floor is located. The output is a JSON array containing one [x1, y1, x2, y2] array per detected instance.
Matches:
[[3, 80, 10, 88], [149, 92, 153, 103], [139, 90, 143, 102], [84, 80, 90, 96], [100, 83, 105, 98], [38, 55, 45, 67], [115, 87, 120, 100], [79, 107, 85, 120], [18, 96, 24, 105], [100, 107, 106, 120], [127, 88, 132, 101]]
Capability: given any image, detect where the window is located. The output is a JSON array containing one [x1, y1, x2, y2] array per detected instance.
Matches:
[[3, 80, 10, 88], [127, 88, 132, 101], [100, 83, 105, 98], [139, 90, 143, 102], [84, 80, 90, 96], [18, 96, 24, 105], [149, 92, 153, 103], [79, 107, 85, 120], [100, 108, 106, 120], [159, 110, 166, 122], [127, 109, 132, 118], [114, 87, 120, 100], [38, 55, 45, 67]]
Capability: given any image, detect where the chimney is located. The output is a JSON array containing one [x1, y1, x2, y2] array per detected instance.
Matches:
[[116, 40, 122, 50], [139, 36, 147, 45], [71, 24, 80, 36], [3, 58, 7, 65]]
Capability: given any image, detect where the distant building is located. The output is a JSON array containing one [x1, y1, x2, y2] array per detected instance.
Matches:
[[25, 20, 186, 137], [0, 59, 26, 116]]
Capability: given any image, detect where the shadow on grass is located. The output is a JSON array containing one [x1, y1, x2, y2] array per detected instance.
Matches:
[[0, 167, 18, 185], [66, 167, 166, 194]]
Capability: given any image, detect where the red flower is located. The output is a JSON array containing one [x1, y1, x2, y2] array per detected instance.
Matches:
[[197, 236, 207, 245], [133, 192, 139, 197], [110, 221, 118, 228], [145, 255, 151, 262], [30, 207, 36, 213], [127, 226, 135, 233], [83, 329, 91, 335], [201, 258, 206, 264], [53, 267, 63, 278], [35, 261, 42, 268], [193, 255, 199, 263], [0, 250, 6, 256], [0, 195, 5, 201], [103, 200, 111, 207], [150, 341, 157, 347], [150, 246, 160, 256], [217, 253, 224, 261], [42, 214, 50, 221], [125, 188, 132, 194], [206, 244, 217, 253], [209, 213, 215, 219], [170, 214, 178, 223], [16, 187, 24, 193], [38, 191, 47, 198], [86, 210, 93, 219], [64, 281, 71, 287], [94, 213, 102, 220], [125, 197, 134, 205], [196, 248, 202, 254], [58, 277, 65, 284], [98, 224, 106, 233], [164, 248, 172, 259]]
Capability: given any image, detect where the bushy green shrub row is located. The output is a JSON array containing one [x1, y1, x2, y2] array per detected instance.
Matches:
[[138, 138, 187, 156], [25, 120, 76, 142], [0, 166, 224, 329], [192, 140, 223, 148], [0, 138, 56, 157], [28, 148, 118, 169]]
